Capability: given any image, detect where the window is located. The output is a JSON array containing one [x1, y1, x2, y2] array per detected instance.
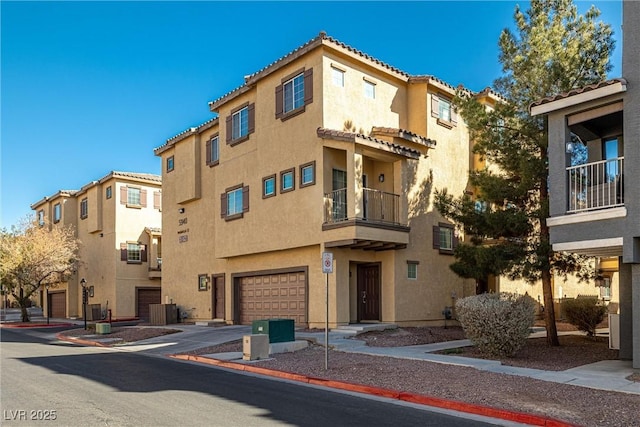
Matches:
[[331, 67, 345, 87], [80, 198, 88, 219], [363, 79, 376, 99], [106, 186, 112, 199], [275, 68, 313, 121], [262, 175, 276, 198], [221, 185, 249, 220], [226, 103, 255, 144], [281, 168, 295, 193], [37, 210, 44, 227], [599, 277, 611, 300], [431, 93, 457, 127], [300, 161, 315, 188], [128, 187, 141, 206], [53, 203, 61, 223], [120, 242, 147, 263], [167, 156, 174, 172], [127, 243, 141, 262], [407, 261, 419, 280], [206, 135, 220, 166], [433, 223, 457, 254], [283, 73, 305, 113]]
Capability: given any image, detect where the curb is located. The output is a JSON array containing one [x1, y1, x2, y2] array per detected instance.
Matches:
[[169, 354, 578, 427], [1, 323, 74, 329], [55, 333, 108, 347]]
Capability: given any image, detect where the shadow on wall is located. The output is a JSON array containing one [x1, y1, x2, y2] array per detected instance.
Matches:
[[406, 162, 434, 219]]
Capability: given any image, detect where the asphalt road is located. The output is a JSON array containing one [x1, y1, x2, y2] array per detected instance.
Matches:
[[1, 327, 504, 427]]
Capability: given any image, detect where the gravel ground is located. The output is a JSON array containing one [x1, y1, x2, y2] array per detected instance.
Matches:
[[59, 325, 640, 426]]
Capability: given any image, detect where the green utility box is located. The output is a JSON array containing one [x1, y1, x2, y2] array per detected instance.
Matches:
[[95, 323, 111, 334], [252, 318, 295, 343]]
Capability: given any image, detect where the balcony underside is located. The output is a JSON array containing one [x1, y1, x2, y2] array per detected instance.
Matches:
[[553, 237, 623, 258], [323, 219, 409, 252], [325, 238, 407, 251]]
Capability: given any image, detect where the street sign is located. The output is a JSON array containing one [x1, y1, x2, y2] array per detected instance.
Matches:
[[322, 252, 333, 273]]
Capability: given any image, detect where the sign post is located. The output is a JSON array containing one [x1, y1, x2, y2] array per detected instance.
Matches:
[[322, 252, 333, 370]]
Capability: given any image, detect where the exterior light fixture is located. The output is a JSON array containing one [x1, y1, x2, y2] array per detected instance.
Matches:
[[378, 174, 385, 183]]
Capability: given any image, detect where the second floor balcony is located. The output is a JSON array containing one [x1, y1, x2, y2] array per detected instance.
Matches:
[[324, 187, 403, 226], [567, 157, 624, 213]]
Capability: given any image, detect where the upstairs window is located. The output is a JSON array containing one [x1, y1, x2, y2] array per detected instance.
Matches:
[[407, 261, 419, 280], [128, 187, 141, 206], [432, 223, 458, 254], [106, 186, 112, 199], [121, 242, 147, 264], [431, 93, 457, 127], [220, 184, 249, 221], [226, 103, 255, 145], [300, 161, 315, 188], [53, 203, 61, 223], [363, 79, 376, 99], [167, 156, 174, 172], [120, 186, 146, 208], [275, 68, 313, 121], [283, 73, 305, 113], [281, 168, 295, 193], [262, 175, 276, 199], [37, 210, 45, 226], [206, 135, 220, 167], [331, 66, 345, 87], [80, 198, 88, 219]]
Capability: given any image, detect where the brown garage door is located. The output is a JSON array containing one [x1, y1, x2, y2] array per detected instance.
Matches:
[[49, 291, 66, 318], [238, 271, 307, 325], [137, 288, 161, 320]]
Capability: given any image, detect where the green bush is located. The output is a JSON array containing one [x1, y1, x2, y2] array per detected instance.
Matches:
[[562, 297, 607, 337], [455, 292, 535, 357]]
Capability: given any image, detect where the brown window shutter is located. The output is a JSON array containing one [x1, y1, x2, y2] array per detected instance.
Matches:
[[140, 244, 147, 262], [432, 226, 440, 249], [225, 115, 232, 143], [120, 243, 127, 261], [451, 108, 458, 125], [248, 103, 255, 134], [242, 185, 250, 213], [304, 68, 313, 105], [154, 191, 161, 209], [140, 189, 147, 207], [275, 84, 283, 119], [206, 139, 212, 165], [431, 94, 439, 118], [220, 193, 227, 218], [120, 186, 128, 204]]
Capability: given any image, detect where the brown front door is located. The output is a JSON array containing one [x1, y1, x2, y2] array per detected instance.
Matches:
[[212, 274, 225, 319], [357, 263, 381, 321]]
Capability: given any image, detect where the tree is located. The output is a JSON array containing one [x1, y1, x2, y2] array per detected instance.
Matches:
[[435, 0, 614, 346], [0, 217, 79, 322]]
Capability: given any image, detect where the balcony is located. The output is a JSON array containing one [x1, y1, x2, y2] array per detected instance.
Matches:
[[322, 188, 408, 251], [567, 157, 624, 213], [148, 257, 162, 279]]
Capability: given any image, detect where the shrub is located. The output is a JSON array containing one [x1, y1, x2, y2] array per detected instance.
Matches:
[[455, 292, 535, 357], [562, 297, 607, 337]]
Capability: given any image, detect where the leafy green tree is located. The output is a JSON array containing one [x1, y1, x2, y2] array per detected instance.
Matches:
[[0, 217, 79, 322], [435, 0, 614, 346]]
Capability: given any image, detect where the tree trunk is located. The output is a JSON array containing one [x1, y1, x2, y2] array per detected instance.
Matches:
[[19, 288, 30, 322], [540, 148, 559, 346], [541, 266, 559, 346]]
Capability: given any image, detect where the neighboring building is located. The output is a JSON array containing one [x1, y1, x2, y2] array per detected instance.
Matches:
[[31, 171, 163, 320], [531, 1, 639, 367]]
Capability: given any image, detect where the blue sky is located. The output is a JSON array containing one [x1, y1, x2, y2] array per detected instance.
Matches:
[[1, 1, 622, 228]]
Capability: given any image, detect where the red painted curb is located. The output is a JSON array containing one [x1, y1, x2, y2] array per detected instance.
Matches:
[[168, 354, 578, 426], [55, 333, 107, 347], [1, 323, 74, 328]]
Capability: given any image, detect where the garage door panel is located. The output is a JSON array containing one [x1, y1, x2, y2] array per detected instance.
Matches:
[[49, 292, 66, 318], [137, 289, 161, 320], [238, 271, 306, 325]]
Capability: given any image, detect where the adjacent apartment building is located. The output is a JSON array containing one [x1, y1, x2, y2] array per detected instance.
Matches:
[[531, 1, 639, 367], [157, 31, 567, 328], [31, 171, 163, 320]]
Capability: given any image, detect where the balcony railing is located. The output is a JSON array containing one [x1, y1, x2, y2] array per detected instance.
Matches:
[[148, 257, 162, 272], [567, 157, 624, 213], [324, 188, 401, 225]]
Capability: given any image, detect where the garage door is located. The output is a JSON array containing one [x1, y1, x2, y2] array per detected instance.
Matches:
[[238, 271, 306, 325], [49, 292, 66, 318], [137, 288, 161, 320]]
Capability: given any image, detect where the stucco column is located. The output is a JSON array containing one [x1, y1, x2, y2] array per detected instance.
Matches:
[[633, 264, 640, 368], [346, 149, 363, 219], [618, 260, 632, 361]]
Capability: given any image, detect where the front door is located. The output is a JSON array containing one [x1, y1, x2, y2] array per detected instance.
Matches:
[[212, 274, 225, 319], [357, 263, 381, 321]]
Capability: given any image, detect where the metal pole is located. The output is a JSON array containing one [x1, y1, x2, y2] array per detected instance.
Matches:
[[325, 272, 329, 370], [46, 286, 49, 325], [83, 291, 87, 330]]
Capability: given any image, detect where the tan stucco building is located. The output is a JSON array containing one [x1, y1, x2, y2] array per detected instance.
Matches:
[[154, 32, 603, 328], [31, 171, 162, 320]]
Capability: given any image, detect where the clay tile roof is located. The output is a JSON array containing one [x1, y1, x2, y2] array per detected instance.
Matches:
[[530, 78, 627, 108], [370, 127, 436, 148], [316, 127, 423, 159], [145, 226, 162, 234], [110, 171, 162, 183]]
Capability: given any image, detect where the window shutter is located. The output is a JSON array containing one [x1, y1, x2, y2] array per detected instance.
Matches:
[[120, 186, 128, 204], [451, 108, 458, 125], [140, 189, 147, 207], [242, 185, 250, 213], [120, 243, 127, 261], [432, 226, 440, 249], [453, 231, 459, 249], [248, 103, 255, 134], [220, 193, 227, 218], [431, 94, 439, 118], [154, 191, 161, 210], [225, 115, 232, 143], [206, 139, 212, 165], [140, 244, 147, 262], [275, 84, 283, 119], [304, 68, 313, 105]]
